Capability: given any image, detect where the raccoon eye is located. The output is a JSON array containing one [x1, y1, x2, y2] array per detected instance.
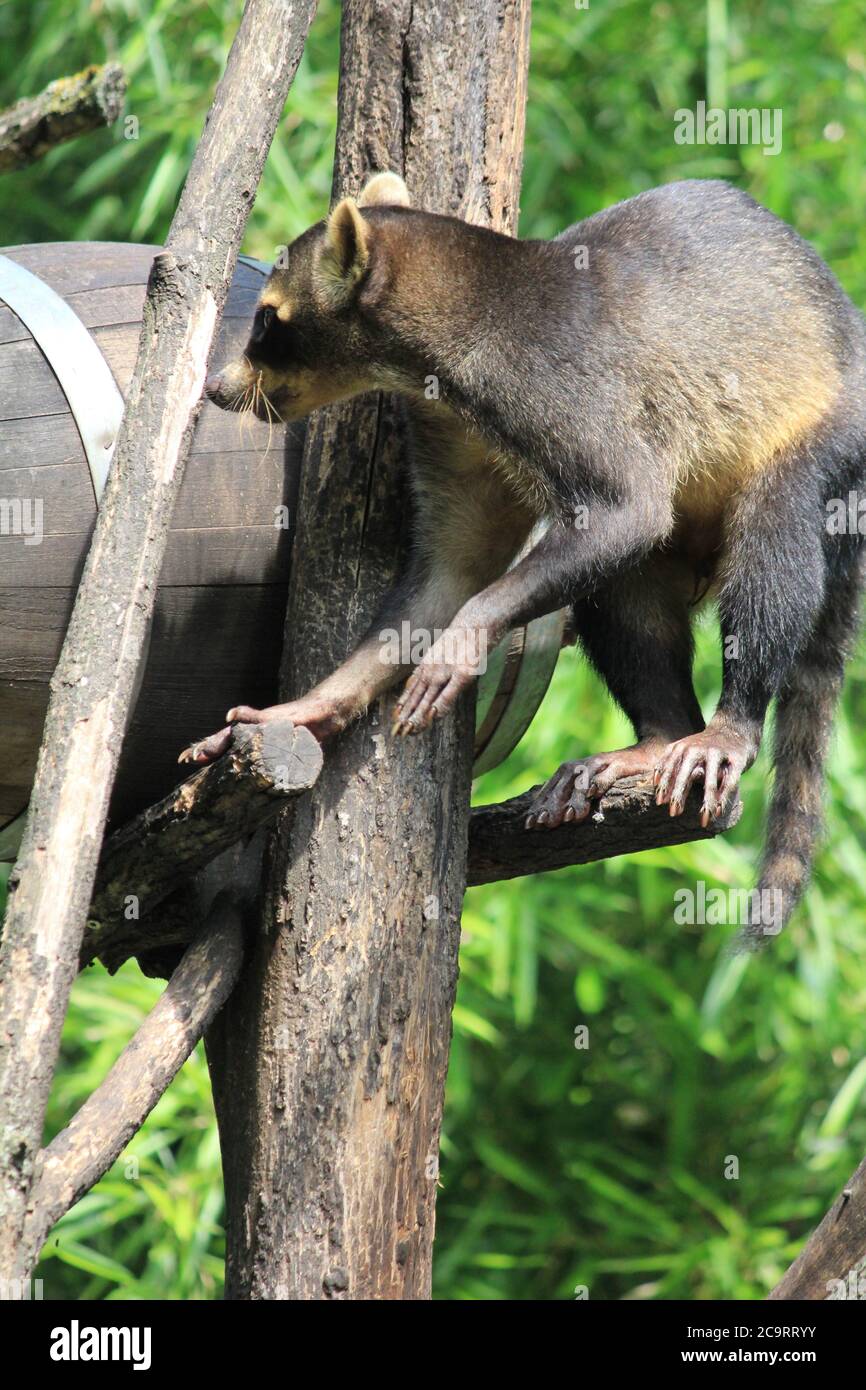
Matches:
[[261, 306, 275, 333]]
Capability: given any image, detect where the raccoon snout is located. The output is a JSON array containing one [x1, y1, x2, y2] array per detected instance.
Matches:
[[204, 372, 240, 411]]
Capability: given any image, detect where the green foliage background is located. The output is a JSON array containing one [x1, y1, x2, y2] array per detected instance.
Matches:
[[2, 0, 866, 1300]]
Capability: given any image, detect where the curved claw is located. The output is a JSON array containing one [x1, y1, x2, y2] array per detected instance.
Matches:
[[393, 665, 472, 735], [654, 727, 752, 822], [178, 724, 234, 765], [526, 739, 676, 832]]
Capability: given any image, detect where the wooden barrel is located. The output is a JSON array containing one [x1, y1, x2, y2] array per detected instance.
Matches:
[[0, 241, 562, 858], [0, 242, 297, 847]]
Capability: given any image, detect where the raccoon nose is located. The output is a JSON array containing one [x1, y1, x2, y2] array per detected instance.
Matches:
[[204, 374, 222, 401]]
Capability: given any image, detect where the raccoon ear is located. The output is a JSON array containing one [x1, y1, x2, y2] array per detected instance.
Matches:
[[358, 171, 411, 208], [316, 197, 370, 306]]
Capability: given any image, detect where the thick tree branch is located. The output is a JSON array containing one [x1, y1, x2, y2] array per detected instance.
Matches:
[[0, 0, 318, 1281], [74, 761, 741, 978], [16, 896, 245, 1278], [468, 777, 742, 886], [0, 63, 127, 172], [769, 1152, 866, 1300], [79, 720, 321, 973]]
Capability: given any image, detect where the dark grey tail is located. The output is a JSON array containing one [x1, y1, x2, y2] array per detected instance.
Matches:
[[735, 558, 863, 951]]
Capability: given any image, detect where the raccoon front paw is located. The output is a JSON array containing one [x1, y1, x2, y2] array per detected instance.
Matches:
[[178, 695, 351, 765], [392, 629, 484, 734]]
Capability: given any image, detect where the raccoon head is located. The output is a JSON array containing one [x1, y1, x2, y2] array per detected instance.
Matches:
[[205, 172, 412, 423]]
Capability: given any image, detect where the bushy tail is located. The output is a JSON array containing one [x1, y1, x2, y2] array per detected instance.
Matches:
[[735, 560, 863, 951]]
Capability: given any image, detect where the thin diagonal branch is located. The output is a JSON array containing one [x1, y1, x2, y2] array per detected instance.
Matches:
[[18, 896, 245, 1277]]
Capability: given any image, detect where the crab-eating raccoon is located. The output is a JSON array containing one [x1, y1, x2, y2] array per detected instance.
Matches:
[[184, 172, 866, 948]]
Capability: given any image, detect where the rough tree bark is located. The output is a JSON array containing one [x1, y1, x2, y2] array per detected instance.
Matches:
[[0, 0, 318, 1282], [206, 0, 532, 1301], [769, 1152, 866, 1300], [468, 778, 742, 885], [82, 774, 739, 976], [0, 64, 127, 171]]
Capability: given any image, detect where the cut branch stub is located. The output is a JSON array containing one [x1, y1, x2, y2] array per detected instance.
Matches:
[[0, 63, 127, 172], [467, 776, 742, 886], [81, 721, 322, 972]]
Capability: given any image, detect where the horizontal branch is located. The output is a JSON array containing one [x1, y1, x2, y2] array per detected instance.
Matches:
[[769, 1152, 866, 1300], [20, 896, 244, 1272], [79, 763, 740, 975], [467, 776, 741, 886], [0, 63, 127, 172], [81, 720, 322, 972]]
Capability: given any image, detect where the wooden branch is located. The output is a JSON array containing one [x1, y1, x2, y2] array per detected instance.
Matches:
[[0, 0, 318, 1282], [72, 758, 738, 977], [17, 896, 245, 1274], [0, 63, 127, 172], [80, 720, 322, 973], [769, 1152, 866, 1300], [468, 777, 742, 886]]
